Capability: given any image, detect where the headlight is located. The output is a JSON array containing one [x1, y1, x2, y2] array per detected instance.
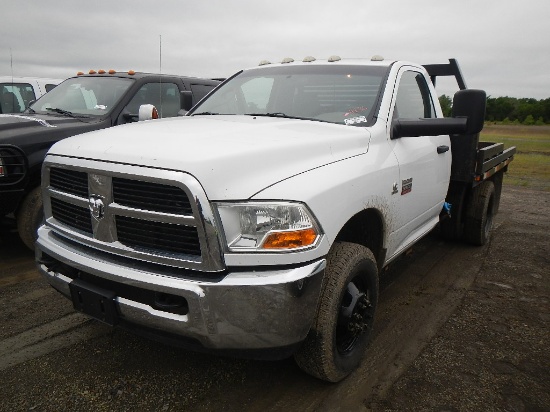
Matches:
[[213, 202, 322, 252]]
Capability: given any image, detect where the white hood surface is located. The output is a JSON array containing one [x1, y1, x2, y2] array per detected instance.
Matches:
[[49, 115, 371, 200]]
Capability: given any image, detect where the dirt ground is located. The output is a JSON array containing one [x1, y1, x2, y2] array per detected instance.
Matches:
[[0, 185, 548, 412]]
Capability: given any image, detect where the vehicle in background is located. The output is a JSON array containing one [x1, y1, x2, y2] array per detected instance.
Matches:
[[0, 70, 221, 249], [0, 77, 62, 114]]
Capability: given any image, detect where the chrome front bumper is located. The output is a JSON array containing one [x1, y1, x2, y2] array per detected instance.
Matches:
[[35, 226, 325, 353]]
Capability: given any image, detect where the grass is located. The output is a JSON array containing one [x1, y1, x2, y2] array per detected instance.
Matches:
[[480, 124, 550, 191]]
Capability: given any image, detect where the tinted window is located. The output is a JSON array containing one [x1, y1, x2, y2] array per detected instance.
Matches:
[[125, 82, 181, 118], [394, 71, 436, 119], [190, 84, 216, 102], [45, 84, 57, 92]]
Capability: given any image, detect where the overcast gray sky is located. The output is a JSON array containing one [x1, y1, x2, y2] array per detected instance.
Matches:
[[1, 0, 548, 99]]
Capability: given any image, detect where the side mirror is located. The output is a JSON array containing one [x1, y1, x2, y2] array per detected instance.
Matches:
[[452, 89, 486, 134], [391, 88, 487, 139], [180, 90, 193, 112], [392, 117, 468, 139], [138, 104, 159, 121]]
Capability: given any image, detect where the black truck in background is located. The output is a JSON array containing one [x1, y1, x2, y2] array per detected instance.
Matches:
[[0, 70, 221, 249]]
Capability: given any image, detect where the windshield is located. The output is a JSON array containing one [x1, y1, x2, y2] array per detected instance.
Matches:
[[190, 64, 388, 126], [30, 76, 134, 116]]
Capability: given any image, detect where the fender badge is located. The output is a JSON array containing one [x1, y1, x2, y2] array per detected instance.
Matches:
[[401, 178, 413, 195]]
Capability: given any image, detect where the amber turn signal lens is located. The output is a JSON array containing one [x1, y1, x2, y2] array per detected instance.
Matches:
[[262, 228, 317, 249]]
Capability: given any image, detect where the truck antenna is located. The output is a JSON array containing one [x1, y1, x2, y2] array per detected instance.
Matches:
[[159, 35, 163, 116], [10, 47, 14, 83]]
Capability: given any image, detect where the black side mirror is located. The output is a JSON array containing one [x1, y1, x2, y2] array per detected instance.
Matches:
[[452, 89, 486, 134], [392, 117, 468, 139]]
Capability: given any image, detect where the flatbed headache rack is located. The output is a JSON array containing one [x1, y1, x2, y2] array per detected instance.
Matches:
[[423, 58, 467, 91], [423, 58, 516, 186]]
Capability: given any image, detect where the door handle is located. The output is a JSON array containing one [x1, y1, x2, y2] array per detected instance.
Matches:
[[437, 145, 449, 154]]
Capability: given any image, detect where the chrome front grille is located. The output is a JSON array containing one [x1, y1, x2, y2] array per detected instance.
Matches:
[[50, 197, 93, 234], [43, 156, 224, 273], [115, 215, 201, 256], [112, 177, 193, 215], [49, 168, 88, 197]]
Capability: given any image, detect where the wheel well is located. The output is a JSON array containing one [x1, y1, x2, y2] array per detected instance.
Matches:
[[334, 208, 385, 269]]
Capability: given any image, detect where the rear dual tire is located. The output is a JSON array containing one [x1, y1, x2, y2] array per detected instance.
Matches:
[[463, 180, 495, 246]]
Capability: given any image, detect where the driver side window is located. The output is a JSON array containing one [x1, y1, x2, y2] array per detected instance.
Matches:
[[125, 82, 181, 119], [394, 71, 436, 119]]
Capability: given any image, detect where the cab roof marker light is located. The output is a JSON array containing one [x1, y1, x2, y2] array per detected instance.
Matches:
[[303, 56, 316, 62], [76, 71, 84, 76], [108, 69, 116, 74], [128, 70, 136, 75], [258, 60, 271, 66], [328, 55, 341, 62], [98, 69, 106, 74], [89, 70, 97, 74], [371, 55, 384, 61], [281, 57, 294, 64]]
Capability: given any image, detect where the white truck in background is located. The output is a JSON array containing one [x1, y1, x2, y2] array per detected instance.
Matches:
[[35, 57, 515, 382], [0, 77, 62, 113]]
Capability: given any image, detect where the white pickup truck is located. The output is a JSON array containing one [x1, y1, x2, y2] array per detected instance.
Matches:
[[35, 57, 515, 382], [0, 76, 62, 113]]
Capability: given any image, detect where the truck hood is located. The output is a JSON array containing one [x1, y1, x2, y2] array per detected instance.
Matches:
[[0, 113, 92, 133], [49, 115, 371, 200], [0, 113, 103, 154]]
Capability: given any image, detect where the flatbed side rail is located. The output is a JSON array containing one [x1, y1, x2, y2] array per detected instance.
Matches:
[[474, 143, 516, 182]]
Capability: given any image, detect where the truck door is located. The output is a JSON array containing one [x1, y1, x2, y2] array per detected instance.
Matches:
[[388, 69, 451, 250]]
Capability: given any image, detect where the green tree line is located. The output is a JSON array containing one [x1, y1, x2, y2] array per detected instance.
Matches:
[[439, 95, 550, 125]]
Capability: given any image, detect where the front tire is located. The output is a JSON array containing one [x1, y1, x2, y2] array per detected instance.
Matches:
[[16, 186, 43, 250], [294, 242, 379, 382]]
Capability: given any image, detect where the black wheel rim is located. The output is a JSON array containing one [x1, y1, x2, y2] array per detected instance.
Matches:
[[336, 276, 374, 354]]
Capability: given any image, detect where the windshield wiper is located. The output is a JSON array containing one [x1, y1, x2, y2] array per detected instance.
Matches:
[[45, 107, 89, 119], [192, 111, 220, 116], [246, 112, 306, 120]]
